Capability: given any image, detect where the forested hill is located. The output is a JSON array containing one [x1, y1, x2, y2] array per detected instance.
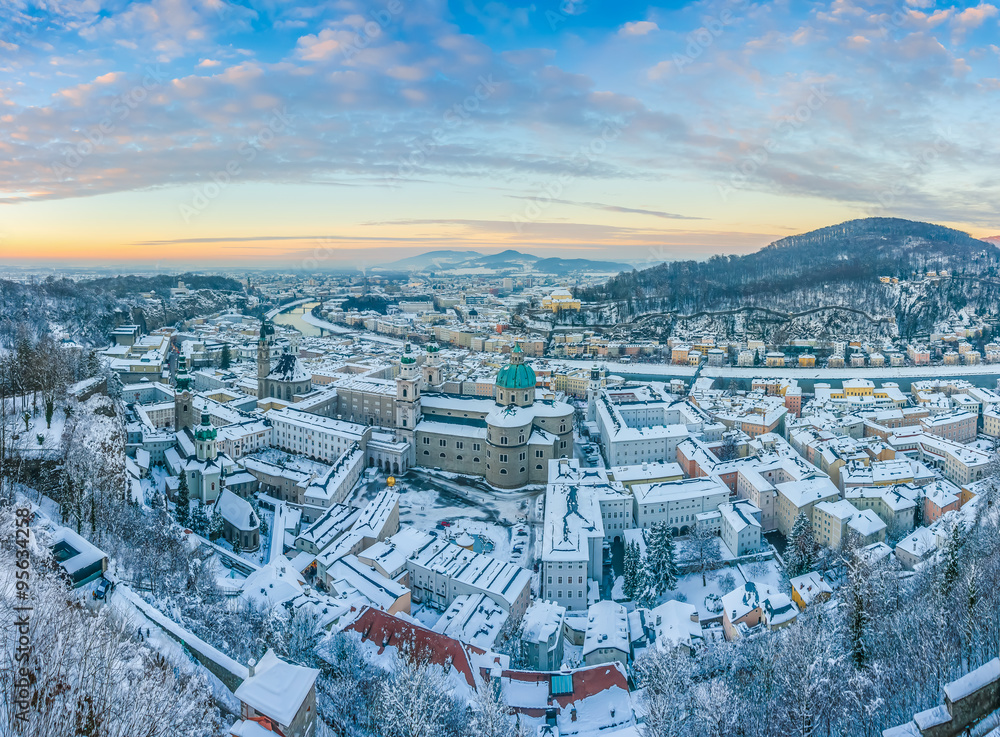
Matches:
[[82, 273, 244, 295], [578, 218, 999, 310], [0, 275, 247, 346]]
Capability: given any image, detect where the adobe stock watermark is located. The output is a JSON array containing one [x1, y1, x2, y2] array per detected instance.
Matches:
[[179, 107, 295, 222], [717, 84, 830, 203], [545, 1, 588, 31], [343, 0, 406, 60], [50, 66, 167, 180], [383, 75, 498, 188], [866, 130, 952, 216], [509, 119, 626, 233]]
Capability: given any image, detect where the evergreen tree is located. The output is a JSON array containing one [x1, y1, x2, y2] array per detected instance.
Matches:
[[786, 512, 818, 577], [643, 522, 679, 596], [635, 564, 659, 610], [191, 503, 209, 536], [220, 343, 232, 369], [45, 398, 54, 429], [208, 508, 225, 541], [941, 520, 964, 597], [175, 473, 190, 529], [622, 540, 642, 600]]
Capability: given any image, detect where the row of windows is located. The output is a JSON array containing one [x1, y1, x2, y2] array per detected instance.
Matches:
[[548, 576, 584, 585], [422, 437, 482, 452]]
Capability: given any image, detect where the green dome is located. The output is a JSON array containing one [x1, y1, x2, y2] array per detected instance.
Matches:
[[496, 346, 536, 389]]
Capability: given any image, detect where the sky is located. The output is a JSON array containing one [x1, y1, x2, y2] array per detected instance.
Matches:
[[0, 0, 998, 269]]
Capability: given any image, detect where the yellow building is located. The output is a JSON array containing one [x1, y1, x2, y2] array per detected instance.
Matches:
[[542, 289, 581, 312]]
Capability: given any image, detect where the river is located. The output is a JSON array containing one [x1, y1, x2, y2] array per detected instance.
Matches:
[[272, 302, 324, 336]]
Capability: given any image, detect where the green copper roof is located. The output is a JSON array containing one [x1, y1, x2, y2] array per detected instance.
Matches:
[[496, 348, 536, 390], [194, 411, 217, 441]]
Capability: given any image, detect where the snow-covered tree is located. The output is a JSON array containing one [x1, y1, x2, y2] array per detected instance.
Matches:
[[0, 506, 220, 737], [208, 507, 225, 541], [190, 502, 209, 536], [643, 522, 678, 595], [623, 540, 642, 600], [175, 473, 191, 529], [471, 679, 523, 737], [687, 524, 722, 586], [785, 512, 818, 577], [376, 657, 470, 737]]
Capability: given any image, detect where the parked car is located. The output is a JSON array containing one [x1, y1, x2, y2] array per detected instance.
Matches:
[[93, 577, 115, 600]]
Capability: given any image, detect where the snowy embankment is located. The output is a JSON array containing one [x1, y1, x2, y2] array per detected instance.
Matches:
[[558, 358, 1000, 382], [114, 585, 246, 710], [300, 311, 352, 335]]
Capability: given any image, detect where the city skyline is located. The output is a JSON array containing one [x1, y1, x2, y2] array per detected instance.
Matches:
[[2, 0, 999, 265]]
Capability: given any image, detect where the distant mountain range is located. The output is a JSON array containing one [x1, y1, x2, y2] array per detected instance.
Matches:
[[577, 217, 1000, 339], [373, 248, 630, 275]]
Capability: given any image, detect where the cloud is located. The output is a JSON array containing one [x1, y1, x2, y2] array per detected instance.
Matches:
[[505, 196, 704, 220], [619, 21, 659, 36]]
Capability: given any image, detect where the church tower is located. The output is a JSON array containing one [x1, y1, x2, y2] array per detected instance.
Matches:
[[586, 365, 603, 422], [395, 344, 421, 438], [422, 343, 443, 389], [257, 320, 275, 399], [194, 411, 218, 462], [174, 355, 196, 432]]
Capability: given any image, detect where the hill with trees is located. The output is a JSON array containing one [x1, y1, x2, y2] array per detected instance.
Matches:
[[576, 218, 1000, 339]]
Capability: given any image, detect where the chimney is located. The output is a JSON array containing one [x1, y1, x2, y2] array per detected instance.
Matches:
[[248, 658, 256, 678]]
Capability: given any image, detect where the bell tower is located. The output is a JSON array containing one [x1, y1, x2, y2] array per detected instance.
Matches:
[[396, 344, 421, 434], [586, 364, 603, 422], [174, 355, 196, 432], [257, 320, 274, 399], [422, 343, 443, 389]]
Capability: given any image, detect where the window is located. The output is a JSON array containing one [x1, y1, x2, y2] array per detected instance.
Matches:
[[474, 457, 481, 463], [501, 436, 508, 445], [519, 452, 526, 461], [499, 454, 508, 463], [439, 439, 447, 447], [423, 450, 430, 456], [440, 453, 446, 458], [536, 450, 544, 458], [456, 455, 463, 461], [423, 437, 430, 445], [456, 441, 464, 450], [558, 577, 562, 584], [473, 443, 481, 451], [402, 388, 408, 397], [536, 464, 543, 470], [500, 469, 507, 474]]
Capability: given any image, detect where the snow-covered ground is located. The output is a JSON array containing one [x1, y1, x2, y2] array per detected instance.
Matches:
[[8, 403, 68, 456], [662, 567, 749, 621]]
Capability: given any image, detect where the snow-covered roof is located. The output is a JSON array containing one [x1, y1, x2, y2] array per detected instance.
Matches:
[[521, 599, 566, 647], [583, 600, 630, 657], [431, 593, 508, 651], [216, 489, 259, 532], [234, 648, 319, 727], [649, 600, 702, 651]]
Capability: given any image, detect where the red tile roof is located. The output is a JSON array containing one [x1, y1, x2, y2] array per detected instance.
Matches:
[[345, 607, 487, 689]]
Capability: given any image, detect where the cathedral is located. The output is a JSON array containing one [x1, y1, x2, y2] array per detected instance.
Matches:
[[257, 320, 312, 401], [251, 320, 574, 489], [411, 344, 576, 488]]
